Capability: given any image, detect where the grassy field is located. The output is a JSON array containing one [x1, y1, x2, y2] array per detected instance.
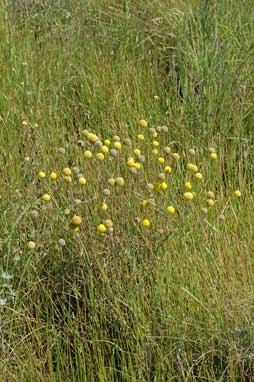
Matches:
[[1, 0, 254, 381]]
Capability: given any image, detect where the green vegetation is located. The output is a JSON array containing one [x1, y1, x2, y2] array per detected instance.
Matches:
[[0, 1, 254, 380]]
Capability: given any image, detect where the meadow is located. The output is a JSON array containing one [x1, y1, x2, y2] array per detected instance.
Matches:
[[0, 0, 254, 381]]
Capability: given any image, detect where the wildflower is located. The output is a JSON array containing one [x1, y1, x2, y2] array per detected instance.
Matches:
[[147, 183, 154, 191], [58, 239, 66, 247], [64, 176, 72, 183], [103, 188, 111, 196], [161, 126, 168, 133], [152, 149, 158, 155], [95, 140, 103, 148], [110, 149, 118, 157], [164, 166, 172, 173], [138, 155, 145, 162], [73, 167, 80, 174], [133, 149, 141, 156], [195, 172, 202, 180], [84, 150, 92, 159], [113, 135, 120, 142], [42, 194, 51, 202], [133, 162, 141, 170], [63, 167, 72, 176], [123, 138, 132, 146], [158, 157, 165, 164], [24, 156, 30, 162], [50, 172, 57, 180], [158, 173, 166, 181], [78, 177, 87, 185], [209, 147, 216, 153], [149, 127, 156, 134], [22, 120, 28, 126], [152, 132, 158, 138], [96, 153, 104, 161], [115, 177, 124, 186], [152, 140, 159, 147], [87, 133, 99, 143], [139, 119, 148, 128], [207, 191, 215, 199], [183, 192, 194, 201], [74, 199, 82, 205], [210, 153, 217, 160], [71, 215, 82, 227], [113, 141, 122, 150], [104, 139, 111, 146], [154, 95, 159, 100], [129, 167, 138, 175], [207, 199, 215, 207], [108, 178, 115, 186], [64, 209, 71, 216], [188, 148, 195, 155], [100, 202, 108, 212], [234, 190, 241, 197], [101, 145, 109, 154], [184, 181, 192, 190], [160, 182, 168, 191], [167, 206, 175, 214], [137, 134, 144, 141], [164, 146, 171, 154], [27, 241, 36, 250], [172, 153, 180, 161], [38, 171, 46, 179], [104, 219, 113, 228], [97, 224, 106, 233], [142, 219, 150, 227], [201, 207, 208, 214]]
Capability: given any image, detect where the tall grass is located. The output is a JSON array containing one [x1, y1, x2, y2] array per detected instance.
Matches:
[[0, 1, 254, 381]]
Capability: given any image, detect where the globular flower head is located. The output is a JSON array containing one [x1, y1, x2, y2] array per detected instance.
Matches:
[[138, 119, 148, 128]]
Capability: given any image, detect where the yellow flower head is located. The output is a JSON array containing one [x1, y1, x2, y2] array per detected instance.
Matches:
[[160, 182, 168, 191], [207, 199, 215, 207], [133, 162, 141, 170], [137, 134, 144, 141], [127, 157, 135, 167], [184, 181, 192, 190], [133, 149, 141, 157], [152, 132, 158, 138], [142, 219, 150, 227], [108, 178, 115, 186], [152, 149, 158, 155], [42, 193, 51, 202], [172, 153, 180, 161], [97, 224, 107, 233], [164, 166, 172, 173], [158, 157, 165, 164], [101, 145, 109, 154], [115, 177, 124, 186], [113, 141, 122, 150], [50, 172, 57, 180], [183, 192, 194, 201], [152, 140, 159, 147], [27, 241, 36, 250], [234, 190, 241, 197], [104, 219, 113, 228], [78, 177, 87, 185], [142, 200, 148, 207], [96, 152, 104, 161], [166, 206, 175, 214], [207, 191, 215, 199], [38, 171, 46, 179], [88, 133, 99, 143], [71, 215, 82, 226], [210, 153, 217, 160], [63, 167, 72, 176], [64, 209, 71, 216], [100, 202, 108, 212], [84, 150, 92, 159], [104, 139, 111, 146], [195, 172, 202, 180], [138, 119, 148, 128], [164, 147, 171, 154]]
